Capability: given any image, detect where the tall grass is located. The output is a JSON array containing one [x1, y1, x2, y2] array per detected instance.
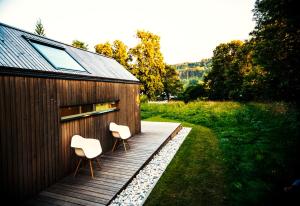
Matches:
[[142, 101, 299, 205]]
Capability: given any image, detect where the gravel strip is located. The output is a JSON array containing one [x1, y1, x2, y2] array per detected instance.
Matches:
[[109, 127, 192, 206]]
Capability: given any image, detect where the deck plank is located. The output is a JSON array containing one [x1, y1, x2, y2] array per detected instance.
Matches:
[[26, 121, 181, 206]]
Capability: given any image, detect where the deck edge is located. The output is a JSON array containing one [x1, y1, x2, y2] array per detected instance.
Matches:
[[106, 122, 182, 205]]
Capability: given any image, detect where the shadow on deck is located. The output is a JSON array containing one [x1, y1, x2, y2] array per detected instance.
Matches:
[[26, 121, 182, 206]]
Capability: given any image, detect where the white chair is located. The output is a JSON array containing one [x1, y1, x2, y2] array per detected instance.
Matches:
[[109, 122, 131, 152], [71, 135, 102, 178]]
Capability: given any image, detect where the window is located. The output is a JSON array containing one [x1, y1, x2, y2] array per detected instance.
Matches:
[[31, 41, 86, 72], [60, 101, 119, 122]]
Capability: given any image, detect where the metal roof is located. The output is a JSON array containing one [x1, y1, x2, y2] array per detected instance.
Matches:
[[0, 22, 139, 83]]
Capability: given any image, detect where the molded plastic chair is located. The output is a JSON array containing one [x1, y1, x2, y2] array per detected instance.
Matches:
[[71, 135, 102, 178], [109, 122, 131, 152]]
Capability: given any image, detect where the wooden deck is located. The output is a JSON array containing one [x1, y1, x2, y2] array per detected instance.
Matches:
[[26, 121, 181, 206]]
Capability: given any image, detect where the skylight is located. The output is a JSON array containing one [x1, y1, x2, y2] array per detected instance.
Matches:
[[31, 42, 86, 72]]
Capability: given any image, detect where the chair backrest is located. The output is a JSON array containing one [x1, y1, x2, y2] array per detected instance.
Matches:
[[71, 135, 84, 148], [71, 135, 102, 159], [109, 122, 118, 132], [83, 138, 102, 158], [109, 122, 131, 140]]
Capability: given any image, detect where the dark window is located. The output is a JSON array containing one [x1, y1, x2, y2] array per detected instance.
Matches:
[[60, 101, 119, 121], [31, 41, 86, 72]]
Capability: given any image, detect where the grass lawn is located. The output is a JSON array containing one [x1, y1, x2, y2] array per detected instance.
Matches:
[[144, 117, 225, 206], [142, 101, 299, 206]]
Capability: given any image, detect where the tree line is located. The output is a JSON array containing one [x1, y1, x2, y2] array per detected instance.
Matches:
[[34, 20, 181, 100], [77, 31, 182, 101], [203, 0, 300, 102], [92, 0, 299, 103], [34, 0, 299, 103]]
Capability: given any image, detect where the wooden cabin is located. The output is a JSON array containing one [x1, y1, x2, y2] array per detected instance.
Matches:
[[0, 22, 141, 200]]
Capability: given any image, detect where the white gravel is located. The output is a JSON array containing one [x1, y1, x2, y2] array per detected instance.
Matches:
[[109, 127, 192, 206]]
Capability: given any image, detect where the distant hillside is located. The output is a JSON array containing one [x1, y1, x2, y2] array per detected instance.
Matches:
[[172, 59, 212, 86]]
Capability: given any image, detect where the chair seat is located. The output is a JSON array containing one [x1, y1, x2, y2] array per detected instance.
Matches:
[[75, 148, 85, 157]]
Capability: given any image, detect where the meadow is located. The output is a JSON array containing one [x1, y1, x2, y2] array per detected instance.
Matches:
[[142, 101, 299, 206]]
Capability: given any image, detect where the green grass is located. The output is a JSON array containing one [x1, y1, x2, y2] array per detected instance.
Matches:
[[142, 101, 299, 206], [144, 117, 224, 206]]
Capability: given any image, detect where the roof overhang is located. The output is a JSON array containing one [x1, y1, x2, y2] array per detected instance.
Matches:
[[0, 66, 141, 85]]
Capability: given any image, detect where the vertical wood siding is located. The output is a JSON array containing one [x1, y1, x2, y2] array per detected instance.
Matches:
[[0, 75, 141, 200]]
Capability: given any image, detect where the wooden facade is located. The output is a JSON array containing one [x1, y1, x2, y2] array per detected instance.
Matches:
[[0, 74, 141, 200]]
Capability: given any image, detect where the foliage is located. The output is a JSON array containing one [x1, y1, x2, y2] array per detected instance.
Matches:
[[71, 40, 88, 50], [94, 31, 182, 100], [141, 101, 300, 205], [112, 40, 129, 68], [95, 40, 130, 68], [204, 40, 270, 101], [179, 83, 206, 103], [140, 94, 149, 103], [251, 0, 300, 102], [238, 41, 270, 100], [34, 18, 45, 36], [95, 41, 113, 57], [129, 30, 166, 99], [205, 40, 244, 100], [161, 64, 182, 100], [178, 67, 206, 79], [174, 58, 212, 70], [181, 78, 201, 88], [202, 0, 300, 103], [173, 59, 212, 89]]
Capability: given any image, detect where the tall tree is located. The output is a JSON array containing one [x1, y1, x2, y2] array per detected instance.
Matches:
[[95, 41, 113, 57], [129, 30, 166, 99], [251, 0, 300, 101], [205, 40, 244, 100], [161, 64, 182, 100], [72, 40, 88, 50], [112, 40, 129, 68], [237, 40, 269, 100], [34, 18, 45, 36]]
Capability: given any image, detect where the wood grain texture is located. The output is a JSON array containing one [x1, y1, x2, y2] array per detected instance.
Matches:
[[0, 75, 141, 201], [26, 121, 181, 206]]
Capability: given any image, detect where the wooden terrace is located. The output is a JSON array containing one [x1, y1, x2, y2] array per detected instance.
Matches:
[[26, 121, 182, 206]]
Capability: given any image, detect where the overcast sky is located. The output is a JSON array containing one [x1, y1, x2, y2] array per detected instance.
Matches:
[[0, 0, 256, 64]]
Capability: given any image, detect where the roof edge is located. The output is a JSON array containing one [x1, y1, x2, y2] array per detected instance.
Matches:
[[0, 66, 141, 85], [0, 21, 119, 62]]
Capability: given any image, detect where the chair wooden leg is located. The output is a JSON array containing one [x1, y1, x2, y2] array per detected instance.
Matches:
[[74, 158, 82, 177], [112, 139, 119, 152], [89, 160, 94, 179], [96, 158, 101, 169], [123, 140, 127, 152], [126, 140, 130, 149]]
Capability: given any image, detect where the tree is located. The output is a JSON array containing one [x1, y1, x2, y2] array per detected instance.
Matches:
[[72, 40, 88, 50], [34, 18, 45, 36], [112, 40, 129, 68], [180, 84, 206, 103], [251, 0, 300, 101], [129, 30, 166, 99], [95, 41, 113, 57], [205, 40, 244, 100], [235, 40, 269, 101], [161, 64, 182, 100], [94, 40, 130, 68]]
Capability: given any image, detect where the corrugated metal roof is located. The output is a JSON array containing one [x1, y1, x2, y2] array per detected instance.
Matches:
[[0, 22, 139, 82]]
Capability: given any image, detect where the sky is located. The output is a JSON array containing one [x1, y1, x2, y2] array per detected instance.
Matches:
[[0, 0, 256, 64]]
